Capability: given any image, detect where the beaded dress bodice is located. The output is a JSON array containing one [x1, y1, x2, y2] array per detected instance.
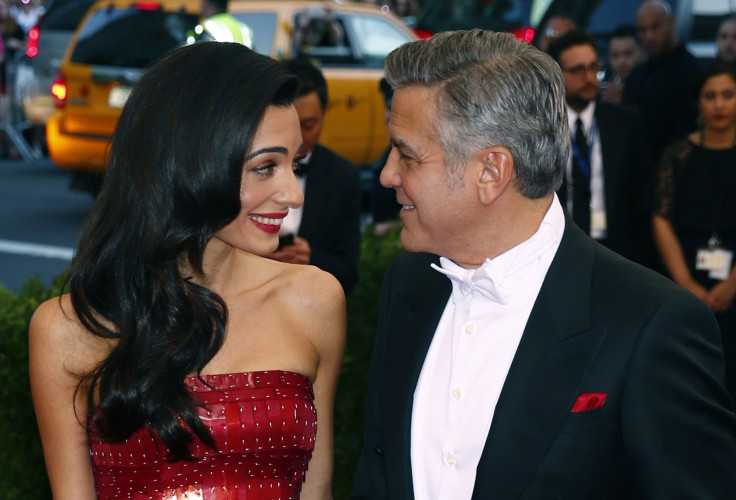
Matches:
[[88, 370, 316, 499]]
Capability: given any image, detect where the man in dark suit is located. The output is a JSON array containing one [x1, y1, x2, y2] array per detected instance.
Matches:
[[271, 59, 361, 293], [352, 29, 736, 498], [548, 29, 655, 268], [623, 0, 701, 163]]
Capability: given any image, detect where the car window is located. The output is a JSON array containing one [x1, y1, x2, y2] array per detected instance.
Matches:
[[231, 12, 277, 56], [70, 7, 199, 68], [40, 0, 96, 30], [291, 8, 353, 64], [343, 14, 412, 68]]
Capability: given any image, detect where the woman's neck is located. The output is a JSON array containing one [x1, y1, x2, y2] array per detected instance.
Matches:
[[701, 127, 736, 149]]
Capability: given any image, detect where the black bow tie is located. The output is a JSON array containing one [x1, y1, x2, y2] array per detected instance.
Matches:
[[295, 161, 309, 177]]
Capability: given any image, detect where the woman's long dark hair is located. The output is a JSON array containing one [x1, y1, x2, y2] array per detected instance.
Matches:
[[69, 42, 298, 460]]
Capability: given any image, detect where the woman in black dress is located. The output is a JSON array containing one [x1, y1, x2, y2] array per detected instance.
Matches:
[[653, 60, 736, 398]]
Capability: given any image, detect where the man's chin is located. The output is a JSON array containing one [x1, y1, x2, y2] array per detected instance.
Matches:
[[399, 229, 421, 253], [399, 229, 435, 255]]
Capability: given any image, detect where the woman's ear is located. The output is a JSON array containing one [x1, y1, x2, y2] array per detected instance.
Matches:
[[474, 146, 514, 205]]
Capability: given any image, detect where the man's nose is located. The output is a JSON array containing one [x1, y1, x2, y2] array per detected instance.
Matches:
[[379, 148, 401, 188]]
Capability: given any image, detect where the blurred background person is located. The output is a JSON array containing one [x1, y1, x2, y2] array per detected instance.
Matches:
[[9, 0, 43, 36], [601, 25, 643, 104], [272, 59, 361, 294], [0, 0, 23, 158], [624, 0, 701, 163], [195, 0, 253, 46], [29, 42, 345, 498], [716, 16, 736, 64], [652, 60, 736, 399], [537, 14, 576, 52], [549, 30, 653, 267]]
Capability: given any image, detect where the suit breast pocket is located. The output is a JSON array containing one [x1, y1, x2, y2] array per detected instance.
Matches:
[[558, 405, 612, 434]]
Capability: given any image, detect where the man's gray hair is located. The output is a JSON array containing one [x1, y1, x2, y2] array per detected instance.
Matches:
[[384, 29, 568, 198]]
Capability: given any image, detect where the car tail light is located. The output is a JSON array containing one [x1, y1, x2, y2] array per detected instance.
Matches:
[[510, 26, 535, 43], [51, 77, 67, 108], [412, 27, 434, 39], [26, 26, 40, 58]]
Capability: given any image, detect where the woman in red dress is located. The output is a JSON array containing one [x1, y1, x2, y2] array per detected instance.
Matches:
[[29, 42, 345, 499]]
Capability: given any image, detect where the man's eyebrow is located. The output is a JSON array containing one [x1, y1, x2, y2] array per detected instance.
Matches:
[[244, 146, 288, 161]]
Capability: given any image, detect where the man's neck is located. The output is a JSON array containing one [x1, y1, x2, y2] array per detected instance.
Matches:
[[567, 98, 594, 115], [452, 193, 555, 268]]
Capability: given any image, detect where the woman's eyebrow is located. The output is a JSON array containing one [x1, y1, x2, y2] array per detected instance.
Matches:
[[244, 146, 288, 161]]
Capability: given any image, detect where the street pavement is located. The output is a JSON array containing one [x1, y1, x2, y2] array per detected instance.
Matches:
[[0, 157, 94, 293]]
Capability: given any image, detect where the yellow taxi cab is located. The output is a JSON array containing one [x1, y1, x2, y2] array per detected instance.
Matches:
[[228, 1, 417, 165], [47, 0, 416, 173], [46, 0, 201, 171]]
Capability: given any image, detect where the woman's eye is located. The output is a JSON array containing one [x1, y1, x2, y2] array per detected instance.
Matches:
[[292, 155, 306, 169], [253, 163, 276, 175]]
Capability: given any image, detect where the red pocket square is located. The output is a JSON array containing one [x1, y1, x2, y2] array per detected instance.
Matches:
[[571, 392, 607, 412]]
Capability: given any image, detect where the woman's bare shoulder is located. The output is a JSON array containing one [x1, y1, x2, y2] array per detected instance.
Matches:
[[282, 265, 346, 348], [29, 295, 108, 375], [30, 295, 79, 345], [277, 264, 345, 312]]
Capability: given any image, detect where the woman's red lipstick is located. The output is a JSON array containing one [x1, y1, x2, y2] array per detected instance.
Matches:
[[248, 212, 288, 234]]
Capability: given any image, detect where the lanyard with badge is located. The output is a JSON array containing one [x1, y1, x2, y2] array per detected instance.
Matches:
[[695, 161, 732, 280], [570, 119, 597, 181]]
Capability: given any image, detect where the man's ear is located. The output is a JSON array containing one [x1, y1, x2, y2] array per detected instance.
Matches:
[[474, 146, 514, 205]]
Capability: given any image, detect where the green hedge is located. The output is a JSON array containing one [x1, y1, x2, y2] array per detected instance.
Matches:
[[0, 274, 66, 500], [0, 226, 402, 499]]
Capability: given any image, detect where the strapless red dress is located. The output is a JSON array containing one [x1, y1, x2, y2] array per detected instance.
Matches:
[[88, 370, 317, 499]]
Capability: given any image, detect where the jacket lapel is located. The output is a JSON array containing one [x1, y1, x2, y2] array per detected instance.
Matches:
[[472, 218, 608, 498], [383, 254, 452, 494]]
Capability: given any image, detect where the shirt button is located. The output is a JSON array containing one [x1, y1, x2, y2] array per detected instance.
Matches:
[[464, 323, 476, 335], [451, 388, 462, 400], [446, 453, 457, 465]]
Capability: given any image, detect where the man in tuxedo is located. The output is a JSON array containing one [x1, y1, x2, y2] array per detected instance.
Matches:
[[352, 29, 736, 499], [270, 59, 361, 293], [548, 29, 654, 268]]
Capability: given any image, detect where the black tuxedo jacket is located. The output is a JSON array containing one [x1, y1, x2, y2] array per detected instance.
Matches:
[[559, 101, 655, 268], [352, 214, 736, 499], [298, 144, 361, 293]]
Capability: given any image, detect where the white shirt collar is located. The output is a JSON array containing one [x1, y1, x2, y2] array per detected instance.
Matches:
[[431, 195, 565, 304], [567, 100, 596, 134]]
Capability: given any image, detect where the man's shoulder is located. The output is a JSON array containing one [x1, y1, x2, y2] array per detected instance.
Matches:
[[556, 227, 690, 308], [591, 243, 698, 308]]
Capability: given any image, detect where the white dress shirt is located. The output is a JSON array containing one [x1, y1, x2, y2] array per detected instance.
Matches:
[[566, 102, 607, 240], [410, 196, 565, 500]]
